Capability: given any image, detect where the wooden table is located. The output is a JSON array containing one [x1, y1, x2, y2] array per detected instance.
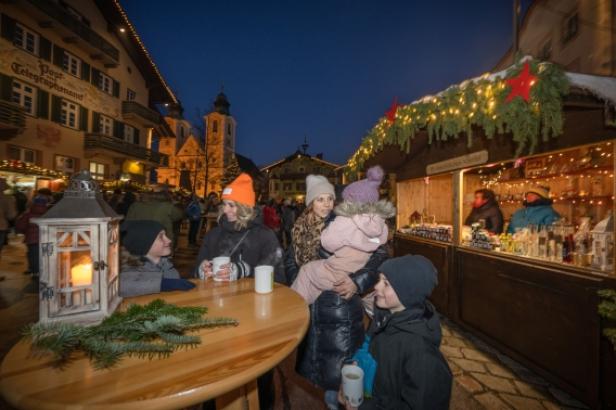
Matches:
[[0, 279, 310, 410]]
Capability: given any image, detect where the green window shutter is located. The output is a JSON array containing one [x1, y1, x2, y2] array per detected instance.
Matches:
[[112, 80, 120, 98], [134, 128, 140, 145], [50, 95, 62, 124], [81, 62, 90, 82], [79, 106, 88, 131], [39, 36, 51, 61], [113, 120, 123, 138], [0, 73, 12, 102], [91, 68, 101, 87], [1, 14, 16, 42], [37, 89, 49, 119], [92, 112, 100, 133], [52, 44, 64, 67]]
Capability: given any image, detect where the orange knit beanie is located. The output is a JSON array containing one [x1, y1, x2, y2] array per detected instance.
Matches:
[[222, 173, 255, 207]]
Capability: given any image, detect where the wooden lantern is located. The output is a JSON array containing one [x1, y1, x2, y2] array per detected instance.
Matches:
[[33, 171, 123, 324]]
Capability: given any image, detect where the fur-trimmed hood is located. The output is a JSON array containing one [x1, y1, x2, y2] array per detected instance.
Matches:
[[335, 199, 396, 219]]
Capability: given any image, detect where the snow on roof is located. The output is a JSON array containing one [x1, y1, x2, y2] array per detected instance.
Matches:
[[416, 56, 616, 106]]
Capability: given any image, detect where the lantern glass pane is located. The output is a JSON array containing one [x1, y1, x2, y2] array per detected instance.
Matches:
[[57, 231, 72, 248], [77, 231, 91, 246], [57, 249, 97, 309]]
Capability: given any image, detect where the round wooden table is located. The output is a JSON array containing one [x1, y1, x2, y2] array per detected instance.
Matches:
[[0, 279, 309, 410]]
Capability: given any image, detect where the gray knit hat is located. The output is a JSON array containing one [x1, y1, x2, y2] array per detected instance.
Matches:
[[305, 174, 335, 206]]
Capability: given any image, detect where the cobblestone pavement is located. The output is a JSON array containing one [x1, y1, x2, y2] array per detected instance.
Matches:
[[0, 229, 590, 409]]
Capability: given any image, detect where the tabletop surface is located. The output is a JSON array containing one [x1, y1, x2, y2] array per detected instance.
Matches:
[[0, 279, 310, 410]]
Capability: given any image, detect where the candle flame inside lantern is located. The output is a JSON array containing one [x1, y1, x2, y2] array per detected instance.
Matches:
[[71, 256, 93, 287]]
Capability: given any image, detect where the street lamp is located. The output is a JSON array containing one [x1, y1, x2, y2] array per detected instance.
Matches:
[[33, 171, 123, 324]]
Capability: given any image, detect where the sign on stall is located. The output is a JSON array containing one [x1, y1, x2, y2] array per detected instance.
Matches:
[[426, 150, 489, 175]]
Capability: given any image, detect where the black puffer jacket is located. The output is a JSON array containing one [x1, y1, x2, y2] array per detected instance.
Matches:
[[195, 213, 285, 283], [285, 213, 389, 390]]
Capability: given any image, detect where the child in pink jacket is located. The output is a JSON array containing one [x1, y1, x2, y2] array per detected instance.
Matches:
[[292, 166, 395, 304]]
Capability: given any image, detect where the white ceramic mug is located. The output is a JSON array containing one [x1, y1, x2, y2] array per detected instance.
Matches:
[[254, 265, 274, 294], [212, 256, 231, 281], [341, 364, 364, 407]]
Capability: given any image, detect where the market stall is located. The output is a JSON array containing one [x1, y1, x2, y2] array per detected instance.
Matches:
[[347, 58, 616, 408]]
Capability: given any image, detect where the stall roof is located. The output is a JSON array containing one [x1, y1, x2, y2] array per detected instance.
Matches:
[[415, 56, 616, 107]]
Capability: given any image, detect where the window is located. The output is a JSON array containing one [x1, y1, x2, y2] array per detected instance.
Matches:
[[89, 162, 106, 180], [14, 23, 38, 54], [62, 51, 81, 77], [55, 155, 77, 174], [296, 182, 306, 191], [8, 144, 37, 164], [11, 80, 36, 115], [538, 40, 552, 61], [283, 183, 293, 191], [562, 11, 578, 44], [299, 167, 305, 173], [274, 182, 280, 191], [227, 123, 232, 135], [126, 88, 136, 101], [98, 72, 112, 94], [98, 115, 113, 136], [179, 126, 185, 139], [212, 120, 218, 133], [124, 125, 137, 144], [61, 100, 79, 129]]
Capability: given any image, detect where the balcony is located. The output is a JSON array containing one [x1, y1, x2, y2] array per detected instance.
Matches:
[[27, 0, 119, 66], [0, 101, 26, 140], [85, 133, 168, 166], [122, 101, 161, 128]]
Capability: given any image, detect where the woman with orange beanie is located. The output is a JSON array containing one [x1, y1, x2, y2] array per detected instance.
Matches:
[[194, 173, 283, 409], [195, 173, 285, 283]]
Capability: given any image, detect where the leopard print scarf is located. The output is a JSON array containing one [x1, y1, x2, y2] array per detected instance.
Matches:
[[292, 208, 326, 267]]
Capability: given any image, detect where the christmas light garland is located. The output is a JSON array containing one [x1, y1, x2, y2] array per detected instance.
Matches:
[[346, 59, 570, 177]]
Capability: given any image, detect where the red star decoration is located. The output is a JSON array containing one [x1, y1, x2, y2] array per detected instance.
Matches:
[[385, 97, 399, 123], [505, 62, 537, 103]]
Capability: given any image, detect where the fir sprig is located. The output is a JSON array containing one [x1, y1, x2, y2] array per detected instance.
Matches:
[[23, 299, 238, 369], [598, 289, 616, 350]]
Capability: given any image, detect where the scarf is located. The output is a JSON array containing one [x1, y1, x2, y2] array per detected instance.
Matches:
[[292, 208, 326, 267]]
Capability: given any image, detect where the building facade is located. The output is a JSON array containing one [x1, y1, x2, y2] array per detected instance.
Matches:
[[0, 0, 176, 193], [204, 92, 236, 194], [495, 0, 616, 75], [261, 150, 340, 202]]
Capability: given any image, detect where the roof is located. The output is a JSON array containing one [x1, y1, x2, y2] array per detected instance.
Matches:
[[94, 0, 178, 105], [260, 150, 340, 171]]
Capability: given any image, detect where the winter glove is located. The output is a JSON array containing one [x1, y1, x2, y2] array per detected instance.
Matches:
[[352, 336, 377, 397], [160, 278, 196, 292]]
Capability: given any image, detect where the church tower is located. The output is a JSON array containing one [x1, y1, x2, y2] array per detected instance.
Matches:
[[204, 91, 237, 193]]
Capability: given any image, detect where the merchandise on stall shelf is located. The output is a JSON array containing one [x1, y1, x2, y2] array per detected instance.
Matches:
[[399, 223, 453, 243], [591, 216, 614, 272]]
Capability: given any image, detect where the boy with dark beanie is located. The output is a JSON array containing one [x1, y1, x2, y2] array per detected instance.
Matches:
[[340, 254, 452, 410]]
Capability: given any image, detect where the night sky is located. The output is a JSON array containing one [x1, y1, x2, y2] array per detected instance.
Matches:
[[123, 1, 528, 167]]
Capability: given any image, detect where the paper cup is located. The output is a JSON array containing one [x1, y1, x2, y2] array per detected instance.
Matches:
[[341, 364, 364, 407], [212, 256, 231, 282], [254, 265, 274, 294]]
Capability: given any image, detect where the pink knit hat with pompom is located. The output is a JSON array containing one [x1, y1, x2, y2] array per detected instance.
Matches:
[[342, 165, 384, 204]]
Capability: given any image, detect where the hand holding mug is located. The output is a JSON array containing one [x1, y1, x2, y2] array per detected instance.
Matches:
[[215, 263, 233, 281], [337, 389, 358, 410], [198, 260, 213, 279]]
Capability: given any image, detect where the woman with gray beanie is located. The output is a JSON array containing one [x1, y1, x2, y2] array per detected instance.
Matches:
[[284, 167, 390, 410]]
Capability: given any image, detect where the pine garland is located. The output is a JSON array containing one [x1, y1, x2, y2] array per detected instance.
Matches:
[[598, 289, 616, 350], [23, 299, 239, 369], [346, 58, 570, 177]]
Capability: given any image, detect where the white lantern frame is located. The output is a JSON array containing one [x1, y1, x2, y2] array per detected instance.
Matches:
[[34, 171, 122, 325]]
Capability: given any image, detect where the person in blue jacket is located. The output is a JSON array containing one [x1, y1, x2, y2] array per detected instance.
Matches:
[[507, 185, 560, 233]]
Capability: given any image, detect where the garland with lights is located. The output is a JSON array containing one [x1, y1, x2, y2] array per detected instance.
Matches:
[[0, 160, 67, 179], [346, 58, 570, 176]]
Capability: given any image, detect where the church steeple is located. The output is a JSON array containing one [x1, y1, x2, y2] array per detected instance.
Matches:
[[213, 88, 230, 115]]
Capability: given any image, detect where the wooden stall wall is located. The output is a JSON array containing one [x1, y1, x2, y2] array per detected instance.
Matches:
[[454, 248, 603, 407], [396, 174, 453, 229]]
